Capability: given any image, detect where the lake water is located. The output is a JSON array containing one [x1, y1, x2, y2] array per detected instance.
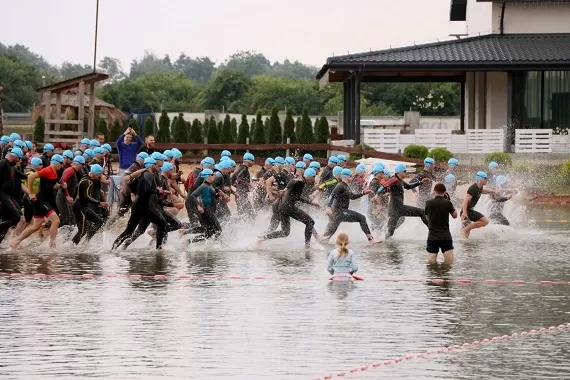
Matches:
[[1, 200, 570, 379]]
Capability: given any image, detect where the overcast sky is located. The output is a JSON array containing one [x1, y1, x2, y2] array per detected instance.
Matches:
[[1, 0, 491, 69]]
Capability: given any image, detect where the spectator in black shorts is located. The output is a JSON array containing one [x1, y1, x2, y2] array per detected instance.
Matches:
[[425, 183, 457, 265], [460, 171, 495, 239]]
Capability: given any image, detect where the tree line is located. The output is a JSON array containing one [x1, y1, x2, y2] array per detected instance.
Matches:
[[1, 42, 461, 117]]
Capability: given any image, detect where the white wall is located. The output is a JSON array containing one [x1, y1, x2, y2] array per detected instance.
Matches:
[[486, 72, 508, 129], [491, 2, 570, 33]]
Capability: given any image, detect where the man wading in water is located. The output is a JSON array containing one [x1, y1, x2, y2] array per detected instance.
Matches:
[[425, 183, 457, 265]]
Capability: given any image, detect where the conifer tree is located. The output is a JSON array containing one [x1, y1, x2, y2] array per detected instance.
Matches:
[[96, 118, 108, 138], [34, 116, 45, 143], [251, 111, 266, 145], [202, 118, 210, 138], [230, 117, 238, 143], [157, 110, 171, 142], [268, 106, 282, 144], [220, 114, 232, 143], [144, 116, 154, 137], [172, 113, 187, 143], [237, 114, 250, 144], [295, 116, 302, 142], [298, 107, 314, 144], [189, 118, 203, 143], [283, 108, 296, 143], [111, 120, 122, 141]]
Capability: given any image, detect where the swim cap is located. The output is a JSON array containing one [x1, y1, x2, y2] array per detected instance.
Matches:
[[24, 141, 33, 150], [303, 153, 313, 161], [424, 157, 434, 166], [84, 149, 95, 158], [476, 171, 488, 180], [171, 148, 182, 159], [9, 133, 21, 141], [243, 153, 254, 162], [371, 162, 385, 175], [161, 162, 174, 173], [81, 138, 91, 145], [304, 168, 317, 177], [274, 156, 285, 164], [445, 173, 456, 183], [495, 175, 507, 185], [220, 156, 230, 162], [151, 152, 166, 161], [9, 147, 24, 159], [163, 150, 174, 158], [102, 143, 112, 153], [265, 158, 274, 166], [219, 160, 232, 170], [43, 143, 55, 152], [74, 150, 83, 156], [394, 163, 407, 174], [309, 161, 321, 169], [94, 147, 105, 155], [144, 157, 156, 168], [201, 168, 214, 178], [51, 154, 64, 164], [228, 159, 236, 167], [30, 157, 43, 167], [383, 168, 392, 176], [337, 154, 347, 163], [90, 139, 100, 147], [204, 157, 216, 166], [90, 164, 103, 174], [73, 156, 86, 165], [1, 136, 10, 143], [285, 157, 295, 165], [214, 164, 221, 171], [62, 150, 74, 159], [488, 161, 498, 169], [14, 140, 25, 149], [448, 158, 458, 167], [328, 156, 339, 165], [341, 168, 353, 178], [295, 161, 307, 169], [221, 150, 231, 157], [332, 166, 343, 176], [356, 164, 367, 174], [137, 152, 149, 161]]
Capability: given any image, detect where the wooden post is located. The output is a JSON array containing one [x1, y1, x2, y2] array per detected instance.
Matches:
[[286, 138, 291, 157], [43, 91, 51, 141], [246, 137, 250, 153], [203, 136, 208, 156], [326, 138, 331, 158], [88, 83, 95, 139], [78, 81, 85, 136], [55, 92, 61, 131]]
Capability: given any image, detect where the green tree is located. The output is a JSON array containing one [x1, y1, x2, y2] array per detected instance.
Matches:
[[251, 111, 266, 145], [314, 116, 330, 157], [298, 107, 314, 144], [157, 110, 171, 142], [220, 114, 232, 143], [34, 116, 45, 143], [207, 118, 220, 155], [283, 108, 296, 143], [202, 117, 210, 138], [200, 69, 251, 111], [268, 106, 283, 154], [237, 114, 250, 144], [96, 118, 108, 137], [172, 113, 187, 143], [189, 118, 203, 143], [231, 117, 238, 143], [144, 116, 155, 137], [0, 54, 42, 112], [295, 116, 302, 142], [220, 50, 271, 77], [110, 120, 122, 141]]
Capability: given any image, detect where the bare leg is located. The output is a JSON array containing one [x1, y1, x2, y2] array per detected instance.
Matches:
[[427, 253, 438, 264], [11, 219, 44, 248], [47, 213, 60, 248], [442, 249, 454, 265], [460, 217, 489, 238]]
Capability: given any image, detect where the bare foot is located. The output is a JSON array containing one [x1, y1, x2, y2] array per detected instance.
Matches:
[[147, 230, 156, 238], [368, 239, 382, 245], [254, 237, 265, 247], [460, 228, 470, 239], [10, 241, 20, 249], [317, 235, 330, 244]]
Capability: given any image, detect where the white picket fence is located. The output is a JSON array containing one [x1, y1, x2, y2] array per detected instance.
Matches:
[[362, 128, 506, 154], [515, 129, 553, 153]]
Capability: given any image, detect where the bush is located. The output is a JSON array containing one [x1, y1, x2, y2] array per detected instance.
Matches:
[[511, 160, 539, 173], [485, 152, 512, 166], [561, 160, 570, 187], [34, 116, 45, 143], [403, 144, 429, 159], [428, 147, 453, 163]]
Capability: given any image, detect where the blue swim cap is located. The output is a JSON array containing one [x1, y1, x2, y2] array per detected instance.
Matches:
[[14, 140, 25, 149], [383, 168, 392, 176], [371, 162, 385, 175], [1, 136, 10, 143], [137, 152, 149, 161], [488, 161, 498, 169], [74, 150, 82, 157], [90, 139, 100, 147], [424, 157, 434, 166], [332, 166, 343, 176], [341, 168, 353, 177], [73, 155, 86, 165], [81, 138, 91, 145], [304, 168, 317, 177], [476, 171, 488, 180], [30, 157, 43, 167], [303, 153, 313, 161], [9, 147, 24, 159], [94, 147, 105, 155], [214, 164, 221, 171], [43, 143, 55, 152], [337, 154, 347, 163], [309, 161, 321, 169], [228, 159, 236, 167], [51, 154, 64, 164], [201, 168, 214, 178], [356, 164, 367, 174], [151, 152, 166, 161], [394, 163, 407, 174], [171, 148, 183, 159], [163, 150, 174, 158], [90, 164, 103, 174], [274, 156, 284, 164], [328, 156, 339, 165], [221, 150, 231, 157], [265, 158, 274, 166], [144, 157, 157, 168], [219, 160, 232, 170], [161, 162, 174, 173], [243, 153, 254, 162], [84, 149, 95, 158], [295, 161, 307, 169], [445, 173, 456, 183], [62, 150, 74, 159], [102, 143, 112, 153], [24, 141, 33, 150], [285, 157, 295, 165], [495, 175, 507, 185], [9, 133, 21, 141], [448, 158, 458, 167], [204, 157, 215, 165], [220, 156, 230, 162]]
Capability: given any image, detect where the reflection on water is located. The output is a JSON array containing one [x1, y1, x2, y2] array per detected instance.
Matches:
[[1, 207, 570, 379]]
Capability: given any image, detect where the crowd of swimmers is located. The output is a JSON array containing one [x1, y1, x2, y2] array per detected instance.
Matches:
[[0, 131, 517, 267]]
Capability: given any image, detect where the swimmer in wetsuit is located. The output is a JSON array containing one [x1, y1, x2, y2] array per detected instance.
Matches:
[[411, 157, 436, 209], [188, 168, 222, 239], [0, 148, 28, 244], [460, 171, 496, 239], [231, 153, 255, 222], [368, 163, 391, 232], [489, 175, 516, 226]]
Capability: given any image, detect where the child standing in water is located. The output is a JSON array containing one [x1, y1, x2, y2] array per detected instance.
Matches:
[[327, 233, 359, 276]]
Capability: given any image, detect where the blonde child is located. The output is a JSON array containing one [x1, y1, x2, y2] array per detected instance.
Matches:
[[327, 233, 359, 275]]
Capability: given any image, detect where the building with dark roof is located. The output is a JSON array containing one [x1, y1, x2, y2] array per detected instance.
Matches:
[[316, 0, 570, 147]]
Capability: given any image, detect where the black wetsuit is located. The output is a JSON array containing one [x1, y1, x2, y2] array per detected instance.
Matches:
[[319, 165, 333, 185], [231, 164, 254, 221], [323, 181, 371, 238], [263, 178, 317, 246], [213, 171, 231, 223], [412, 169, 436, 208], [56, 166, 82, 227], [489, 192, 510, 225], [253, 167, 271, 210], [184, 167, 203, 226], [367, 177, 389, 231], [266, 169, 293, 233], [72, 176, 105, 244], [189, 181, 222, 239], [386, 177, 428, 238], [0, 159, 25, 243]]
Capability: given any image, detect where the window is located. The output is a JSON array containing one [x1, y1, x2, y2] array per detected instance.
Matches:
[[544, 71, 570, 130]]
